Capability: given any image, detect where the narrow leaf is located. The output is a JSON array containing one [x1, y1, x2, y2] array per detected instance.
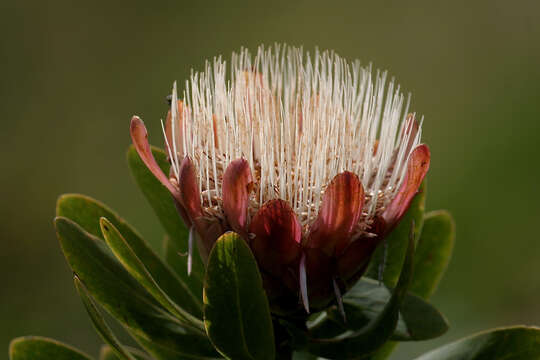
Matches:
[[74, 276, 138, 360], [414, 326, 540, 360], [410, 210, 455, 299], [54, 217, 218, 359], [99, 217, 203, 331], [56, 194, 202, 318], [203, 232, 275, 360], [9, 336, 93, 360]]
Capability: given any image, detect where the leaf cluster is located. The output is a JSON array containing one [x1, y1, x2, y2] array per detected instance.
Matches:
[[9, 146, 540, 360]]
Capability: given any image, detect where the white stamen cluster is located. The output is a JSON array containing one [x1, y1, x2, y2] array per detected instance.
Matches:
[[165, 45, 422, 229]]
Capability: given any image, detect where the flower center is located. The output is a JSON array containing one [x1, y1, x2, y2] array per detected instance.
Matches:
[[165, 45, 421, 230]]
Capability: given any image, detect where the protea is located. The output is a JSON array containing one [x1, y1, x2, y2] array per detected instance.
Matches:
[[14, 45, 540, 360], [130, 45, 429, 315]]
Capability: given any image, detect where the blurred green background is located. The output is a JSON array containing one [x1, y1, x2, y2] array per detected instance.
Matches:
[[2, 0, 539, 358]]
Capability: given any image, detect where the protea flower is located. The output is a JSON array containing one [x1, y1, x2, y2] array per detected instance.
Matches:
[[12, 44, 538, 360], [130, 45, 430, 315]]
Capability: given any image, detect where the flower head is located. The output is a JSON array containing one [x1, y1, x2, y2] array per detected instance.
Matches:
[[130, 45, 430, 314]]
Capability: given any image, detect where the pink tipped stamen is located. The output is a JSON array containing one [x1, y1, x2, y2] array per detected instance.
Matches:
[[299, 253, 309, 313]]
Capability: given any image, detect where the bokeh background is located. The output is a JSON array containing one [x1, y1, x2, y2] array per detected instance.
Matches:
[[2, 0, 540, 358]]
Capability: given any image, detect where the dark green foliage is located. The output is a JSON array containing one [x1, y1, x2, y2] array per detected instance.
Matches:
[[367, 203, 456, 360], [314, 278, 448, 342], [99, 217, 203, 329], [306, 233, 415, 359], [74, 276, 138, 360], [203, 232, 275, 360], [10, 145, 536, 360], [56, 194, 202, 318], [54, 217, 218, 359]]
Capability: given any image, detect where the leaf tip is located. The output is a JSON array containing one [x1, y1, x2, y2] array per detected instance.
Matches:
[[8, 336, 24, 359], [99, 216, 112, 235], [73, 273, 83, 288], [53, 216, 68, 230]]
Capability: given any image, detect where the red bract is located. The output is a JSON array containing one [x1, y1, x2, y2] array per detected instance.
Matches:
[[130, 118, 429, 314]]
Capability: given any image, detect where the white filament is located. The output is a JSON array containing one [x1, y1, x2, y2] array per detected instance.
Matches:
[[166, 45, 422, 230]]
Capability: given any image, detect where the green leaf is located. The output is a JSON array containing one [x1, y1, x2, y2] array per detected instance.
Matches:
[[99, 217, 203, 331], [163, 233, 204, 294], [99, 345, 152, 360], [366, 182, 426, 288], [9, 336, 93, 360], [363, 182, 427, 360], [392, 293, 448, 341], [320, 278, 448, 342], [57, 194, 203, 318], [54, 216, 218, 359], [127, 145, 205, 295], [307, 229, 415, 359], [414, 326, 540, 360], [74, 276, 138, 360], [410, 210, 455, 299], [203, 232, 275, 360], [367, 209, 454, 360]]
